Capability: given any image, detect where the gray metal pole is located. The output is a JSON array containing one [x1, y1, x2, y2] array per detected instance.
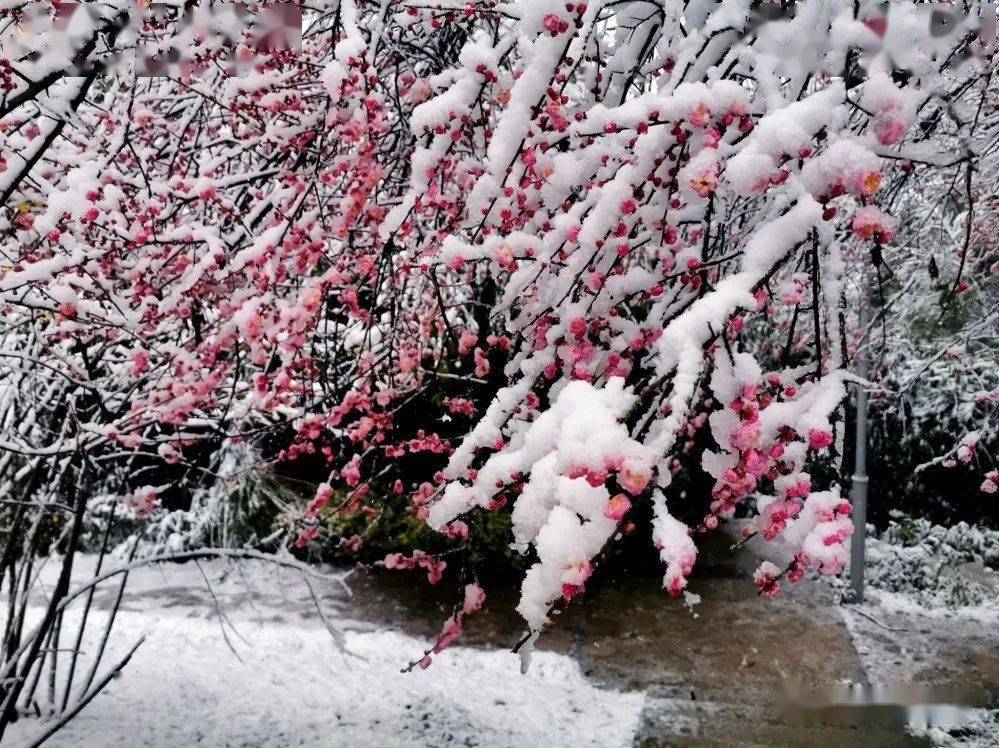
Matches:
[[849, 280, 869, 603]]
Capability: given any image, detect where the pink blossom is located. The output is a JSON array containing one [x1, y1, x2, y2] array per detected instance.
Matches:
[[665, 575, 686, 597], [852, 206, 896, 243], [729, 422, 761, 451], [293, 525, 320, 548], [569, 316, 587, 338], [383, 552, 410, 570], [463, 583, 486, 615], [128, 486, 159, 517], [874, 115, 906, 145], [57, 301, 78, 321], [689, 168, 717, 197], [434, 615, 462, 653], [426, 559, 447, 585], [304, 483, 334, 520], [494, 243, 516, 270], [474, 347, 490, 377], [458, 329, 478, 355], [855, 170, 883, 197], [690, 103, 711, 128], [542, 13, 567, 35], [618, 458, 651, 495], [584, 467, 607, 487], [443, 520, 469, 540], [339, 535, 364, 552], [341, 455, 362, 486], [130, 350, 150, 376], [808, 429, 834, 450], [753, 561, 782, 598], [785, 478, 812, 499], [603, 493, 632, 521], [743, 449, 769, 477]]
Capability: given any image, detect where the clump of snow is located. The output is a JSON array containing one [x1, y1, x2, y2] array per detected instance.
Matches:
[[725, 84, 844, 196], [426, 378, 653, 636], [911, 709, 999, 748], [651, 491, 698, 598], [862, 71, 918, 146]]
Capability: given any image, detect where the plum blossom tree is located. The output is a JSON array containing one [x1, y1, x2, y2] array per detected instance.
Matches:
[[372, 0, 997, 665], [0, 0, 996, 722]]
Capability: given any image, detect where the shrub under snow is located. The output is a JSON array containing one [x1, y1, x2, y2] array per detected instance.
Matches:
[[860, 516, 999, 609]]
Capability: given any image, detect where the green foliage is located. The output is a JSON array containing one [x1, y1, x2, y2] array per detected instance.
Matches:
[[886, 514, 922, 547]]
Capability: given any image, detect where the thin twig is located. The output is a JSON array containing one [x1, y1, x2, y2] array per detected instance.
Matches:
[[846, 606, 908, 633]]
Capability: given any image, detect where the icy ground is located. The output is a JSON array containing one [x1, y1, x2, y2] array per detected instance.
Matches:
[[5, 557, 644, 747]]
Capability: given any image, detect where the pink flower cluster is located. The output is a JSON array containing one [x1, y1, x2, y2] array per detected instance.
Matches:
[[707, 382, 789, 522], [127, 486, 159, 518], [981, 471, 998, 494], [753, 561, 783, 599], [566, 455, 651, 496], [852, 206, 896, 243], [873, 102, 908, 146], [384, 550, 448, 585], [542, 13, 569, 36], [560, 559, 593, 602], [418, 583, 487, 670], [603, 493, 631, 522]]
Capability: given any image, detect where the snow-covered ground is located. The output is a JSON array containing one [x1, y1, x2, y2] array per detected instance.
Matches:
[[5, 521, 998, 747], [5, 558, 645, 747]]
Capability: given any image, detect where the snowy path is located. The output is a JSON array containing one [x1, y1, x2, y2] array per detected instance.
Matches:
[[5, 559, 644, 747]]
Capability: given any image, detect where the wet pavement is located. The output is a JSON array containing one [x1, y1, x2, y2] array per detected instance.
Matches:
[[331, 530, 996, 746]]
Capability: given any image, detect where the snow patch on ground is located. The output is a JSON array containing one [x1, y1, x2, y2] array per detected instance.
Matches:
[[7, 559, 645, 747]]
